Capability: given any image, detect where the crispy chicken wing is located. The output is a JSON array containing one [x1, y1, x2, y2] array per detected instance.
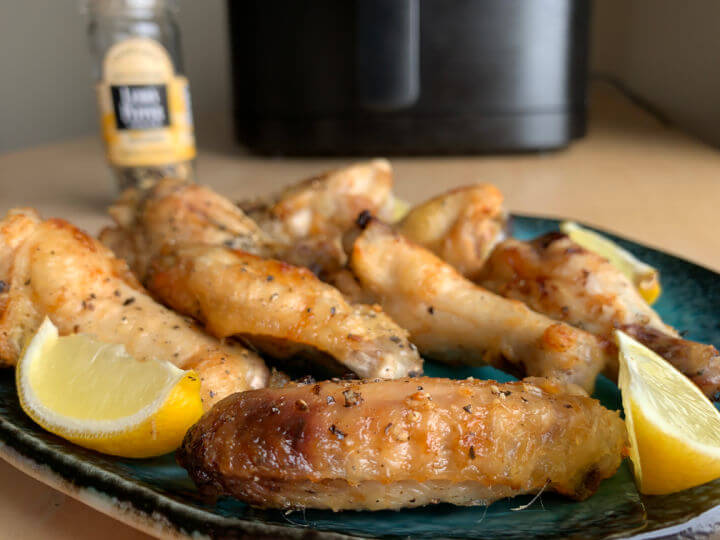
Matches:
[[239, 159, 400, 274], [101, 179, 277, 279], [479, 234, 672, 336], [240, 159, 398, 240], [146, 245, 422, 379], [397, 184, 508, 279], [178, 376, 627, 511], [347, 219, 612, 392], [103, 180, 422, 379], [0, 209, 267, 408], [477, 233, 720, 397]]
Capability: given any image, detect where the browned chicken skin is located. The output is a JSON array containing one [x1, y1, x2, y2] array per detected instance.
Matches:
[[479, 234, 673, 337], [240, 159, 397, 238], [397, 184, 508, 279], [0, 209, 268, 408], [346, 219, 612, 392], [146, 245, 422, 379], [239, 159, 399, 273], [101, 178, 277, 278], [478, 233, 720, 397], [178, 376, 627, 511], [102, 179, 422, 379]]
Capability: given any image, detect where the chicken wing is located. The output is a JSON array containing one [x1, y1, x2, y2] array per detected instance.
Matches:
[[240, 158, 399, 240], [146, 245, 422, 379], [347, 218, 612, 392], [178, 376, 627, 511], [477, 233, 720, 397], [0, 209, 268, 408], [101, 178, 277, 279], [239, 159, 401, 274], [397, 184, 508, 279], [103, 180, 422, 380]]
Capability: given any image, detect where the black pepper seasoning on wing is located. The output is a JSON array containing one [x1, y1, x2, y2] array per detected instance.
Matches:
[[177, 377, 627, 511]]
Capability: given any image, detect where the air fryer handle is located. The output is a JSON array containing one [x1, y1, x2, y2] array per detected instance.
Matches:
[[355, 0, 420, 111]]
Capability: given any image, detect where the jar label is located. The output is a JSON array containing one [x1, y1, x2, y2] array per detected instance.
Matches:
[[97, 37, 196, 167], [111, 85, 170, 130]]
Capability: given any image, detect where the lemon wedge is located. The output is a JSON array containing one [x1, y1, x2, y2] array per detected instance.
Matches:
[[16, 318, 203, 458], [616, 329, 720, 494], [389, 197, 411, 223], [560, 221, 661, 304]]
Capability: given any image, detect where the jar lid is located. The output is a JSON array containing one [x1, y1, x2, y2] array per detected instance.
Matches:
[[82, 0, 177, 17]]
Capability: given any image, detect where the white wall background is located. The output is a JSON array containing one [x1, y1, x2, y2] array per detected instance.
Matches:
[[0, 1, 95, 152], [1, 0, 720, 153], [0, 0, 233, 153], [592, 0, 720, 148]]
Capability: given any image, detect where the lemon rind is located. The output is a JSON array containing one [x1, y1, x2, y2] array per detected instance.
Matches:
[[617, 355, 642, 481]]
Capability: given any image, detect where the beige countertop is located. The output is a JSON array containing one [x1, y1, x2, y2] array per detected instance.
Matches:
[[0, 83, 719, 539]]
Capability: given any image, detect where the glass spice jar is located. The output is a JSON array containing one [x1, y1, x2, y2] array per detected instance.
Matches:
[[84, 0, 196, 191]]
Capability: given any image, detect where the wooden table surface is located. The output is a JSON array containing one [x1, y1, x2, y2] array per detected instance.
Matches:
[[0, 83, 719, 539]]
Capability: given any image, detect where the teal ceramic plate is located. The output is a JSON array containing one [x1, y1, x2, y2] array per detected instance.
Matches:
[[1, 215, 720, 539]]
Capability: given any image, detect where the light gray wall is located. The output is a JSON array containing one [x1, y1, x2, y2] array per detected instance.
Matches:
[[0, 1, 95, 152], [174, 0, 234, 151], [0, 0, 232, 154], [592, 0, 720, 148]]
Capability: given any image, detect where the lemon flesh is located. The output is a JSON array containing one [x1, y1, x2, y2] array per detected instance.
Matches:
[[560, 221, 661, 304], [17, 318, 203, 458], [617, 330, 720, 494], [388, 197, 411, 223]]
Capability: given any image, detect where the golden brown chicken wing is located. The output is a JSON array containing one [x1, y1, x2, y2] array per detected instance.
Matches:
[[0, 209, 268, 408], [477, 233, 720, 397], [397, 184, 508, 279], [239, 159, 401, 274], [240, 159, 398, 240], [101, 179, 277, 279], [178, 376, 627, 511], [102, 180, 422, 380], [346, 218, 612, 392], [146, 245, 422, 379]]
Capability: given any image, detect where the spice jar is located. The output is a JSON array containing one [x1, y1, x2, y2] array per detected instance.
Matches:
[[84, 0, 196, 190]]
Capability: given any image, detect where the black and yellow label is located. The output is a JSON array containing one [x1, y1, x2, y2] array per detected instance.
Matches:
[[97, 37, 196, 167]]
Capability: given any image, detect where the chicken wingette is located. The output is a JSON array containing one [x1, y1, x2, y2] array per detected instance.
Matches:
[[346, 218, 613, 392], [0, 209, 268, 408], [397, 184, 508, 279], [101, 178, 278, 279], [102, 179, 423, 379], [178, 376, 627, 511], [146, 245, 422, 379], [477, 233, 720, 397], [239, 159, 402, 275]]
